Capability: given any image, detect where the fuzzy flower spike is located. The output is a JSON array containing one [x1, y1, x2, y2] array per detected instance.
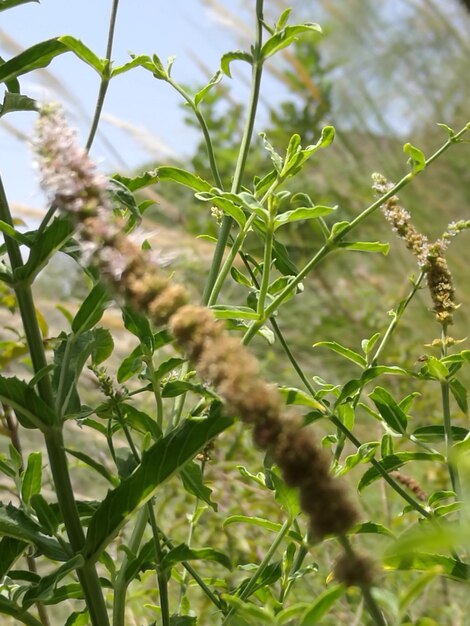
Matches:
[[34, 104, 371, 586]]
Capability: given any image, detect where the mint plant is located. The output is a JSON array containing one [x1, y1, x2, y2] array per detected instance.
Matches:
[[0, 1, 469, 625]]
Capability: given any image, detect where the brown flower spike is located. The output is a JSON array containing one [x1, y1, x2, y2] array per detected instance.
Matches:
[[33, 104, 361, 547]]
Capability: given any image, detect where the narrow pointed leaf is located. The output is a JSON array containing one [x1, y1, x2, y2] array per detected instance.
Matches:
[[0, 38, 69, 85], [21, 452, 42, 506], [160, 542, 231, 571], [58, 36, 105, 74], [157, 166, 211, 192], [0, 0, 38, 11], [299, 585, 345, 625], [358, 452, 444, 491], [261, 24, 322, 59], [83, 408, 233, 562], [313, 341, 366, 367], [369, 386, 408, 434], [0, 376, 56, 429], [72, 282, 111, 335], [220, 50, 252, 77]]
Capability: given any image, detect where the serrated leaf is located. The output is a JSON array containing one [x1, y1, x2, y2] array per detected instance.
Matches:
[[0, 38, 69, 85], [358, 452, 444, 491], [261, 23, 322, 59], [111, 54, 151, 77], [0, 91, 37, 118], [160, 542, 231, 571], [72, 282, 111, 335], [220, 50, 252, 77], [58, 36, 105, 74], [0, 376, 56, 429], [313, 341, 366, 368], [83, 408, 233, 562], [337, 240, 390, 255], [181, 460, 217, 511], [369, 386, 408, 434], [112, 169, 159, 191], [260, 132, 283, 172], [299, 584, 344, 625], [21, 452, 42, 506], [157, 166, 211, 192], [403, 142, 426, 174], [194, 70, 223, 106], [0, 502, 68, 561], [273, 205, 335, 230]]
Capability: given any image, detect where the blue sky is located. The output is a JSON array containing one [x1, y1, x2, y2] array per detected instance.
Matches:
[[0, 0, 284, 210]]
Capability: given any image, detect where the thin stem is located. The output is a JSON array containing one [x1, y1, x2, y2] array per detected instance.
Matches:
[[146, 505, 171, 626], [85, 0, 120, 151], [221, 517, 291, 626], [440, 325, 461, 497], [242, 123, 470, 344], [257, 217, 274, 316], [202, 0, 265, 306], [144, 355, 164, 430], [112, 507, 148, 626]]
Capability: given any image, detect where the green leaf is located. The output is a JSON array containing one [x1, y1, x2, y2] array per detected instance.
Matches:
[[299, 584, 345, 625], [120, 404, 162, 441], [181, 461, 217, 511], [273, 205, 335, 230], [22, 554, 84, 608], [369, 386, 408, 434], [30, 494, 59, 536], [122, 305, 153, 347], [269, 469, 300, 519], [83, 408, 233, 562], [91, 327, 114, 365], [157, 166, 211, 192], [261, 23, 322, 59], [58, 36, 105, 74], [336, 442, 380, 476], [155, 357, 186, 379], [0, 502, 68, 561], [220, 50, 252, 77], [260, 132, 283, 172], [72, 282, 111, 335], [279, 387, 326, 412], [230, 267, 252, 288], [195, 190, 246, 226], [0, 92, 37, 118], [21, 452, 42, 506], [194, 70, 223, 107], [358, 452, 444, 491], [117, 345, 144, 383], [0, 595, 43, 626], [0, 38, 69, 85], [349, 521, 394, 538], [160, 542, 231, 571], [223, 515, 302, 542], [161, 380, 216, 399], [450, 378, 468, 414], [0, 375, 56, 429], [313, 341, 366, 368], [0, 0, 38, 11], [360, 365, 409, 385], [211, 305, 259, 320], [222, 594, 274, 623], [384, 552, 469, 582], [0, 536, 28, 577], [422, 356, 449, 381], [413, 425, 468, 442], [111, 54, 151, 77], [275, 8, 292, 31], [112, 169, 159, 191], [336, 240, 390, 255], [403, 142, 426, 174], [329, 220, 349, 238], [65, 448, 119, 486]]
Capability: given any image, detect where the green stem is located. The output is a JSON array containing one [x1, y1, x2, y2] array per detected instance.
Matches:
[[1, 177, 109, 625], [440, 325, 461, 497], [242, 123, 470, 344], [202, 0, 265, 306], [146, 505, 171, 626], [221, 517, 291, 626], [85, 0, 120, 151], [144, 355, 164, 430], [257, 218, 274, 316], [112, 507, 148, 626]]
